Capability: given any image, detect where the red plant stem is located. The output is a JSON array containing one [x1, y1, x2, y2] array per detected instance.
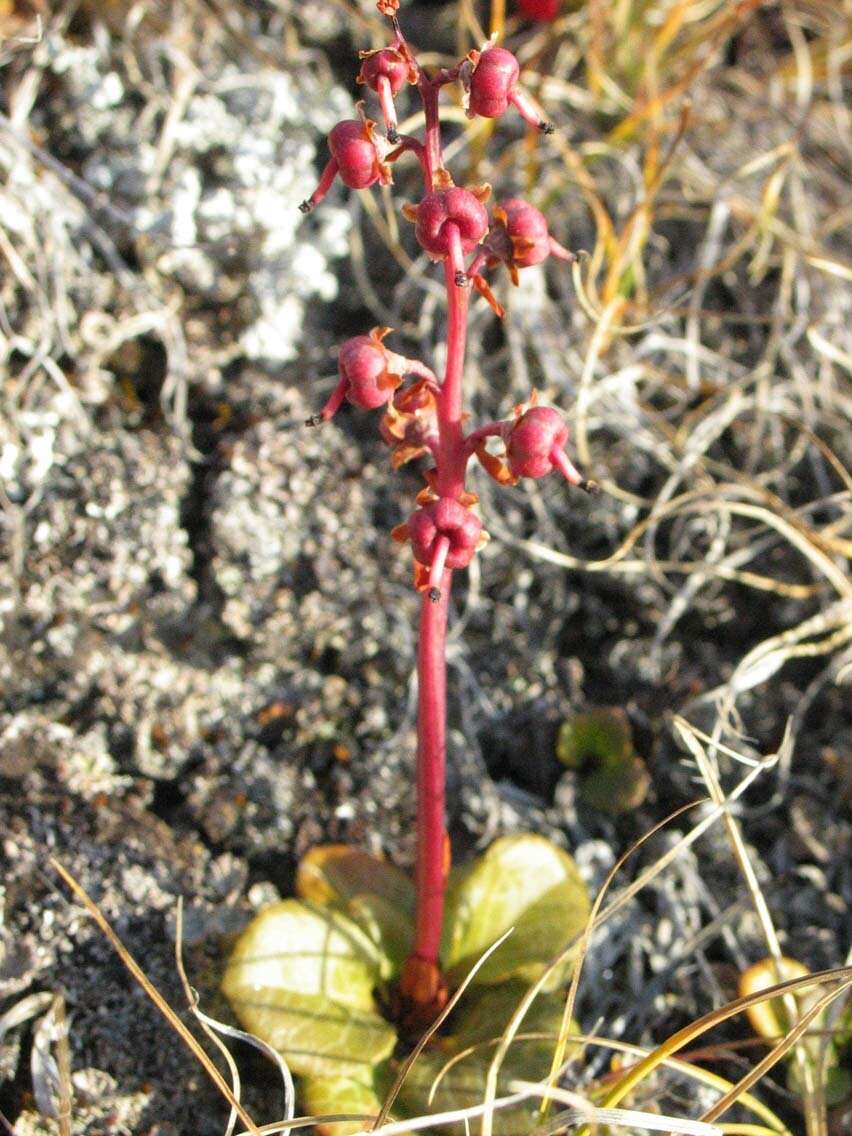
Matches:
[[411, 576, 449, 970], [436, 257, 470, 496], [420, 78, 442, 188], [388, 136, 428, 180], [406, 234, 472, 987]]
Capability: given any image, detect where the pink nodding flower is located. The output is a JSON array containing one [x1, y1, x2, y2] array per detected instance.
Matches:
[[506, 405, 586, 484], [466, 199, 575, 316], [329, 117, 389, 189], [494, 198, 570, 268], [309, 329, 438, 424], [393, 497, 483, 599], [300, 111, 391, 212], [474, 401, 597, 490], [463, 46, 553, 132], [405, 185, 490, 283], [311, 328, 407, 422], [358, 44, 417, 140]]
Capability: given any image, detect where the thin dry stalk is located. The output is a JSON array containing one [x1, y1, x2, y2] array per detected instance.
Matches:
[[50, 858, 262, 1136]]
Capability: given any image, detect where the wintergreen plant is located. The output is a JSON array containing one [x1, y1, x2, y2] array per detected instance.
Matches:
[[223, 6, 594, 1128]]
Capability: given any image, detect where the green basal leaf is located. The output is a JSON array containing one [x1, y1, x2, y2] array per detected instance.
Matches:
[[440, 835, 590, 986], [297, 844, 415, 977], [396, 983, 579, 1136], [557, 708, 649, 816], [448, 980, 572, 1055], [221, 899, 396, 1078], [301, 1071, 388, 1136]]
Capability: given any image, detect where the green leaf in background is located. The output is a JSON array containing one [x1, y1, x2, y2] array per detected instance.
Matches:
[[221, 899, 397, 1078], [396, 982, 579, 1136], [440, 835, 590, 986], [557, 707, 650, 816], [297, 844, 415, 977]]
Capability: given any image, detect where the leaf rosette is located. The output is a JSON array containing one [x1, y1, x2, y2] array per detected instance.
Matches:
[[222, 836, 590, 1134]]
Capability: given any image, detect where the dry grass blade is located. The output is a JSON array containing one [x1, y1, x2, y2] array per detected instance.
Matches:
[[542, 799, 700, 1116], [698, 979, 852, 1126], [675, 716, 825, 1134], [574, 967, 852, 1136], [235, 1093, 540, 1136], [236, 1119, 373, 1136], [514, 1080, 724, 1135], [53, 996, 72, 1136], [50, 858, 262, 1136], [360, 1088, 532, 1136], [30, 993, 73, 1134], [0, 992, 55, 1041], [175, 901, 242, 1136], [480, 740, 782, 1136], [174, 898, 295, 1136], [574, 742, 779, 947], [433, 1030, 789, 1133]]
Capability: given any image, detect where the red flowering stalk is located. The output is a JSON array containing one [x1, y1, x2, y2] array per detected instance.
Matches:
[[302, 5, 595, 1021]]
